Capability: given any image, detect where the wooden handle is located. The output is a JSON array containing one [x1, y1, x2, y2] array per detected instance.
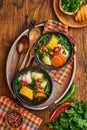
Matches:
[[19, 49, 30, 71], [14, 55, 21, 76], [26, 55, 34, 67]]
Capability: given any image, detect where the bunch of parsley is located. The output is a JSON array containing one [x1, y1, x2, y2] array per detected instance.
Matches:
[[46, 98, 87, 130]]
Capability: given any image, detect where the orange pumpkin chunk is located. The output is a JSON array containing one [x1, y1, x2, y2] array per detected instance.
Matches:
[[51, 54, 65, 67]]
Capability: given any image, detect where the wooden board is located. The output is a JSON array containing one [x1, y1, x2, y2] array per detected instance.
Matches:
[[6, 23, 76, 110], [53, 0, 87, 28]]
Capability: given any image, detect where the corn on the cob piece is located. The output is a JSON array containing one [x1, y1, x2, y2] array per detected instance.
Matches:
[[46, 35, 58, 49], [19, 86, 33, 100]]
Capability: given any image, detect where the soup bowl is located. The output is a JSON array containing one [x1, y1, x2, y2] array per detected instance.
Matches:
[[34, 31, 74, 70], [12, 66, 52, 106]]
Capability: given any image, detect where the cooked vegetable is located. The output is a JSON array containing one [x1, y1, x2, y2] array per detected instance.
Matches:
[[39, 44, 45, 53], [42, 55, 51, 65], [34, 92, 46, 98], [56, 83, 76, 106], [58, 34, 71, 51], [51, 54, 65, 67], [36, 88, 45, 93], [19, 86, 33, 100], [18, 71, 32, 84], [47, 98, 87, 130], [35, 78, 42, 87], [32, 72, 43, 79], [58, 53, 65, 63], [46, 35, 58, 49], [20, 81, 28, 86], [54, 46, 62, 53], [41, 80, 48, 88]]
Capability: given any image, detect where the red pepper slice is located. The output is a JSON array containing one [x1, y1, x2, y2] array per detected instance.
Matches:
[[20, 81, 28, 86], [39, 44, 45, 54], [54, 46, 62, 53], [40, 44, 45, 51], [49, 51, 54, 56], [50, 102, 70, 121], [35, 78, 42, 87]]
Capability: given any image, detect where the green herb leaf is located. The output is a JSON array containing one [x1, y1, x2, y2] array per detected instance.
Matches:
[[46, 98, 87, 130], [61, 0, 85, 13]]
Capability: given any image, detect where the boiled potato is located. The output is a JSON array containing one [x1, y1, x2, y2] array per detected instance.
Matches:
[[32, 72, 43, 79], [41, 80, 48, 88], [42, 55, 51, 65]]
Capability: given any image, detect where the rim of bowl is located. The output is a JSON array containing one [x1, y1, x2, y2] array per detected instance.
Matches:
[[12, 66, 53, 106], [34, 31, 74, 70]]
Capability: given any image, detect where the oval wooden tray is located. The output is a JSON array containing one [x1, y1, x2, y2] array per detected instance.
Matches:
[[53, 0, 87, 28], [6, 23, 76, 110]]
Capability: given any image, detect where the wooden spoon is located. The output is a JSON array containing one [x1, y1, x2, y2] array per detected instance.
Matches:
[[19, 28, 40, 71], [26, 46, 34, 67], [15, 35, 29, 74]]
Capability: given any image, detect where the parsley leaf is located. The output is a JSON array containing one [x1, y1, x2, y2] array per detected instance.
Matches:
[[46, 98, 87, 130]]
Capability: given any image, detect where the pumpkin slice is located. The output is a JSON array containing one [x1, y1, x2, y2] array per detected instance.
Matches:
[[51, 54, 65, 67], [34, 92, 46, 98]]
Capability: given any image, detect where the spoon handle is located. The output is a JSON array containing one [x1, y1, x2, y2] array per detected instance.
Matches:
[[19, 49, 30, 71], [26, 55, 34, 67], [14, 55, 22, 76]]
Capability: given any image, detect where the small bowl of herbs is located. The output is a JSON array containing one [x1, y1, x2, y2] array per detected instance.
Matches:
[[59, 0, 85, 15], [34, 31, 74, 70]]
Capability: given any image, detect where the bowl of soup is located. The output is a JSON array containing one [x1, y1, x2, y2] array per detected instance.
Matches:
[[12, 66, 52, 106], [34, 31, 74, 69]]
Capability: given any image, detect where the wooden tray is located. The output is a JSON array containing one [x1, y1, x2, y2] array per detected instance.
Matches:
[[53, 0, 87, 28], [6, 23, 76, 110]]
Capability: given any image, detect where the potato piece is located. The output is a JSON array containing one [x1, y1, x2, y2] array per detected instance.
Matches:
[[42, 55, 51, 65], [41, 80, 48, 88], [32, 72, 43, 79]]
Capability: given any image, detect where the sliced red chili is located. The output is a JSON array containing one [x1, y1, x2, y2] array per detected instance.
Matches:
[[50, 102, 70, 121], [54, 52, 58, 56], [20, 81, 28, 86], [41, 44, 44, 50], [39, 44, 45, 54], [49, 51, 54, 56], [35, 78, 42, 87], [39, 49, 43, 54], [54, 46, 62, 53]]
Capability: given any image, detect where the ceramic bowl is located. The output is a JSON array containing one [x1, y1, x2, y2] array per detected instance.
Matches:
[[12, 66, 52, 106], [34, 31, 74, 70]]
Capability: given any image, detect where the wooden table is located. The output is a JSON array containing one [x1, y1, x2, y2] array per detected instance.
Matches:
[[0, 0, 87, 130]]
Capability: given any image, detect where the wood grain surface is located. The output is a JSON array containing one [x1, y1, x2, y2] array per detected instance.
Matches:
[[0, 0, 87, 130]]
